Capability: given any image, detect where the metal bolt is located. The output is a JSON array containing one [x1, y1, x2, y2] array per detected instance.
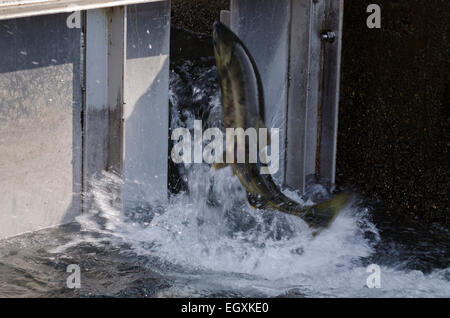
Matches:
[[321, 31, 336, 43]]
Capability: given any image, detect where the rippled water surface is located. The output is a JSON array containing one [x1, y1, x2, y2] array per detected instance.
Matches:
[[0, 30, 448, 298]]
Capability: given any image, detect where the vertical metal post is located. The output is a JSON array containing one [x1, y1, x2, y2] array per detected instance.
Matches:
[[230, 0, 291, 185], [285, 0, 327, 190], [85, 2, 171, 208], [285, 0, 316, 191], [106, 7, 126, 174], [220, 10, 231, 28], [0, 13, 83, 238], [318, 0, 344, 184], [230, 0, 343, 192], [85, 9, 109, 179], [84, 7, 126, 210], [123, 1, 170, 206]]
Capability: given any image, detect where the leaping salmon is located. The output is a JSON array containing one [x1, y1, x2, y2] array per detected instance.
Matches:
[[212, 21, 351, 230]]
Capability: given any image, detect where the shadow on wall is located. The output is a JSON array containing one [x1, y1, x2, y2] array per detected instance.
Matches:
[[123, 2, 170, 208]]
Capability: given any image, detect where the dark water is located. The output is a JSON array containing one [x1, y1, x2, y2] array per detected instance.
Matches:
[[0, 29, 448, 298]]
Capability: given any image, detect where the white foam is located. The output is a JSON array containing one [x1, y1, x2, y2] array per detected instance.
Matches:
[[74, 166, 449, 297], [74, 65, 450, 297]]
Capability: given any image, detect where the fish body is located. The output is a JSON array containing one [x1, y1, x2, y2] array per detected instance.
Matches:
[[213, 22, 350, 229]]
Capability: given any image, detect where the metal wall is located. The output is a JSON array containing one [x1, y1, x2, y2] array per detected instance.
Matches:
[[0, 1, 170, 239], [83, 2, 171, 211], [0, 0, 343, 238], [123, 2, 170, 208], [230, 0, 344, 192], [0, 13, 83, 238], [230, 0, 290, 185]]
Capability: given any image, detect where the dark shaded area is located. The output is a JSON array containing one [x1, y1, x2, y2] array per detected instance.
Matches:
[[0, 223, 172, 297], [0, 13, 81, 73], [168, 27, 217, 194], [338, 0, 449, 227], [171, 0, 230, 34], [170, 0, 449, 228]]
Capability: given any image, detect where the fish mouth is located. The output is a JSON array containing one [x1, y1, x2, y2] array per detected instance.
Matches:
[[212, 21, 233, 57], [212, 21, 227, 43]]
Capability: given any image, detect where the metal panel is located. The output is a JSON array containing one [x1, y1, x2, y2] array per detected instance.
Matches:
[[0, 0, 164, 21], [0, 13, 83, 238], [285, 0, 312, 191], [286, 0, 344, 190], [106, 6, 126, 173], [123, 1, 170, 206], [220, 10, 230, 28], [85, 2, 171, 210], [84, 7, 125, 179], [230, 0, 290, 185], [231, 0, 344, 192], [84, 9, 109, 179], [318, 0, 344, 184], [285, 0, 326, 190]]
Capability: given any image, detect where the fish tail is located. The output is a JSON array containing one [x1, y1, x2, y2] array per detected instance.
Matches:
[[301, 191, 353, 229]]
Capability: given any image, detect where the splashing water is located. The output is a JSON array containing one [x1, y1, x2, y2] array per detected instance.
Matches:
[[0, 48, 448, 298], [72, 150, 449, 297], [64, 60, 449, 297]]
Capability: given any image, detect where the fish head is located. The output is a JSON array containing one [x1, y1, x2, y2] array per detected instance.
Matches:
[[212, 21, 236, 73]]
